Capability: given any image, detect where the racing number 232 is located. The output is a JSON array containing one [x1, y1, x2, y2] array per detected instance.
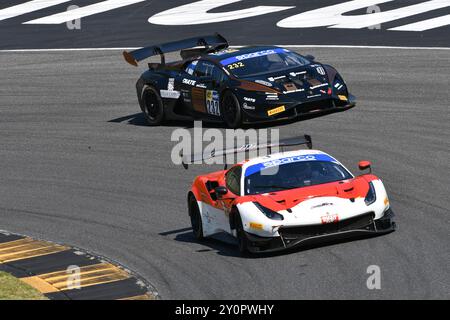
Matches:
[[227, 62, 244, 70]]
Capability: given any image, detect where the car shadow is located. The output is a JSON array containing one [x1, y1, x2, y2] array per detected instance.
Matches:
[[108, 107, 352, 130], [159, 227, 391, 259], [108, 113, 197, 128]]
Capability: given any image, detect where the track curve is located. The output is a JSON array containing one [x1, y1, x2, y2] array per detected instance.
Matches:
[[0, 48, 448, 299]]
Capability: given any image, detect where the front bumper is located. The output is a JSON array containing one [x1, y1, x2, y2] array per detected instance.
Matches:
[[244, 209, 396, 253], [241, 95, 356, 124]]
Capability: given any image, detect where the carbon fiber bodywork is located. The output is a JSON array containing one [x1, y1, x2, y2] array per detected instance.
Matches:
[[244, 209, 396, 253]]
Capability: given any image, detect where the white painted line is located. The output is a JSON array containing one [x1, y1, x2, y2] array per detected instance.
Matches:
[[1, 45, 449, 53], [0, 48, 141, 52], [0, 0, 71, 22], [148, 0, 294, 26], [277, 0, 450, 30], [389, 14, 450, 31], [275, 45, 450, 50], [23, 0, 146, 24]]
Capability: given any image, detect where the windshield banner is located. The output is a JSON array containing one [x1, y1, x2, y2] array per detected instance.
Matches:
[[245, 154, 337, 176], [220, 48, 288, 66]]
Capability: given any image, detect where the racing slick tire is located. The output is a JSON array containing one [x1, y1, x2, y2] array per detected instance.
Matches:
[[220, 91, 242, 129], [141, 85, 165, 126], [188, 195, 204, 241], [235, 213, 250, 255]]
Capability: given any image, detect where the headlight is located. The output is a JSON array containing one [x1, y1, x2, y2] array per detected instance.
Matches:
[[253, 202, 284, 220], [364, 182, 377, 206]]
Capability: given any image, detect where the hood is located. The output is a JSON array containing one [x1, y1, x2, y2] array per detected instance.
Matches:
[[240, 177, 371, 212], [242, 64, 331, 97]]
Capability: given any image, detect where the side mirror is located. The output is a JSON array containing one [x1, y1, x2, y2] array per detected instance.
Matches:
[[358, 160, 372, 172], [214, 186, 228, 197], [305, 54, 315, 61]]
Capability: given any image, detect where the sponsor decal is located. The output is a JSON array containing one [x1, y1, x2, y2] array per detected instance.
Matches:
[[265, 92, 279, 101], [209, 48, 239, 56], [310, 83, 329, 89], [320, 213, 339, 224], [263, 155, 316, 167], [160, 90, 180, 99], [338, 95, 348, 101], [243, 97, 256, 103], [167, 78, 175, 91], [267, 105, 285, 116], [242, 102, 255, 110], [196, 83, 207, 88], [160, 78, 180, 98], [311, 202, 334, 209], [220, 48, 285, 66], [206, 90, 220, 116], [254, 79, 273, 87], [245, 153, 337, 176], [316, 66, 326, 75], [182, 78, 196, 86], [307, 94, 321, 99], [290, 71, 307, 77], [268, 75, 286, 82], [282, 88, 305, 94], [249, 222, 263, 230]]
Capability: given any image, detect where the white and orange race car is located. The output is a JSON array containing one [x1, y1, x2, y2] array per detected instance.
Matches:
[[184, 136, 396, 254]]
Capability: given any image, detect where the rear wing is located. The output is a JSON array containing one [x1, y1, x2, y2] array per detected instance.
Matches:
[[123, 33, 228, 67], [182, 135, 312, 169]]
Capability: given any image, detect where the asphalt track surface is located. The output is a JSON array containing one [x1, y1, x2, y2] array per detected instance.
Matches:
[[0, 48, 449, 299]]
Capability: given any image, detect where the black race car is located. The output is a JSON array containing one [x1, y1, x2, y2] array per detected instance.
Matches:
[[123, 34, 356, 128]]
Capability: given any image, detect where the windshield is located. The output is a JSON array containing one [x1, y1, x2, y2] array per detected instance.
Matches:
[[244, 160, 353, 195], [220, 48, 310, 78]]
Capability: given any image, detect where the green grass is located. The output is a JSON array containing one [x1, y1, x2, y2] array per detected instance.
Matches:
[[0, 271, 48, 300]]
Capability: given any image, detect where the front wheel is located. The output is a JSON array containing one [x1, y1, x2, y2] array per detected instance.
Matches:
[[141, 85, 164, 126], [189, 195, 204, 241], [235, 213, 249, 255], [220, 91, 242, 129]]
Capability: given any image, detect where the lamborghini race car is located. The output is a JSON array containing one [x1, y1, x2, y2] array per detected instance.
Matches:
[[123, 34, 356, 128], [184, 136, 395, 254]]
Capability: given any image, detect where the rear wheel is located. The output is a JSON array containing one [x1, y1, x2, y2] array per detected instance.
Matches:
[[141, 85, 164, 126], [189, 195, 204, 240], [235, 213, 249, 255], [220, 91, 242, 129]]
